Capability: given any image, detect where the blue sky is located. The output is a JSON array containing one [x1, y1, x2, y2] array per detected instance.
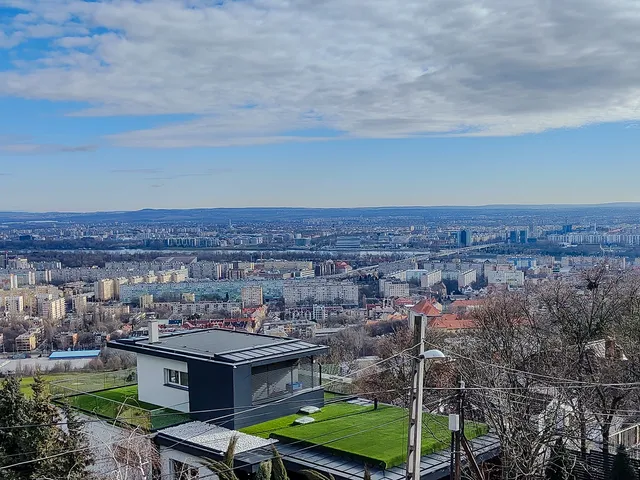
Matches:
[[2, 0, 640, 212]]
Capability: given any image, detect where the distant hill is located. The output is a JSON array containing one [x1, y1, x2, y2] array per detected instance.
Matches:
[[1, 204, 639, 224]]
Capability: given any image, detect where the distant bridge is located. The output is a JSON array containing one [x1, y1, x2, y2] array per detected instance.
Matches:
[[328, 242, 501, 279]]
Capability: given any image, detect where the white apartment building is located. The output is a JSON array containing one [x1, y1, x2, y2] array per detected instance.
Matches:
[[39, 297, 66, 321], [282, 281, 359, 306], [152, 302, 242, 316], [0, 273, 18, 290], [5, 295, 24, 314], [458, 269, 477, 289], [420, 270, 442, 288], [189, 262, 223, 280], [241, 285, 264, 308], [487, 270, 525, 287], [95, 279, 115, 301], [113, 277, 129, 300], [139, 294, 154, 309], [72, 295, 88, 314], [379, 279, 410, 298]]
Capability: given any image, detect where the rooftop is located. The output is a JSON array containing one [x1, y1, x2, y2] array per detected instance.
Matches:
[[159, 421, 275, 454], [239, 399, 488, 469], [110, 328, 328, 365]]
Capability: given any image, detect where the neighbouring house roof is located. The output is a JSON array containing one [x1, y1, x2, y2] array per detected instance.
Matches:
[[450, 299, 484, 309], [157, 421, 275, 454], [428, 314, 476, 330], [109, 328, 328, 366], [411, 298, 442, 317]]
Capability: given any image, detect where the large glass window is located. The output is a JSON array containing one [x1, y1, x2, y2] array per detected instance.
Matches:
[[251, 357, 318, 403], [165, 368, 189, 388]]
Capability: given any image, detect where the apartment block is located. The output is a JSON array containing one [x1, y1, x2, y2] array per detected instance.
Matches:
[[458, 269, 477, 289], [241, 285, 264, 308], [420, 270, 442, 288], [95, 279, 116, 301]]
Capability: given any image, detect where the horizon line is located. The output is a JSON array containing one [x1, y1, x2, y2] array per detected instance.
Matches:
[[3, 201, 640, 215]]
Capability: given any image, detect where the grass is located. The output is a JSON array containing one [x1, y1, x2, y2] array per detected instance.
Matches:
[[240, 401, 488, 469], [61, 385, 190, 430], [5, 369, 136, 397]]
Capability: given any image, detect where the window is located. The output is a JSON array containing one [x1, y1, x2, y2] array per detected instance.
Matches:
[[172, 459, 198, 480], [165, 368, 189, 388]]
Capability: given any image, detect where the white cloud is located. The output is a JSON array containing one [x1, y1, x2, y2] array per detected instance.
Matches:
[[2, 0, 640, 147], [0, 143, 97, 154]]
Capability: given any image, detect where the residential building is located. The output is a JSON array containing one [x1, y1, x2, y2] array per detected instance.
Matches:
[[379, 279, 410, 298], [95, 279, 115, 301], [15, 328, 41, 352], [457, 269, 477, 289], [5, 295, 24, 314], [72, 295, 88, 314], [109, 326, 327, 428], [282, 281, 358, 306], [139, 294, 154, 309], [241, 285, 264, 308], [181, 293, 196, 303], [420, 270, 442, 288], [0, 273, 18, 290], [459, 229, 472, 247], [14, 270, 36, 286], [113, 277, 129, 299], [487, 270, 525, 287], [40, 297, 66, 321]]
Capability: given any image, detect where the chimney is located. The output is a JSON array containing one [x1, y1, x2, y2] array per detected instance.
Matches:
[[148, 320, 159, 344]]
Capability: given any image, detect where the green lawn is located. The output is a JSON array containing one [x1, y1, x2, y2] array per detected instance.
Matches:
[[241, 402, 488, 469], [61, 385, 190, 430], [10, 373, 81, 397]]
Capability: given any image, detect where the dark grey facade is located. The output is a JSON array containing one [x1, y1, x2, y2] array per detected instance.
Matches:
[[109, 328, 328, 429]]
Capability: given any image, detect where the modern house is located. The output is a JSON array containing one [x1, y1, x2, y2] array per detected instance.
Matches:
[[108, 323, 328, 429]]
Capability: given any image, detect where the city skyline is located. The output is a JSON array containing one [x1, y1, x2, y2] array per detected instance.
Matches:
[[2, 0, 640, 210]]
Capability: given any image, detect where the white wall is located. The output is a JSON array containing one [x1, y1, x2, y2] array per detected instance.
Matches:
[[160, 446, 218, 480], [137, 354, 190, 413]]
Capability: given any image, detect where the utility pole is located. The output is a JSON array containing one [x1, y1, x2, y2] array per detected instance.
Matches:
[[406, 313, 425, 480], [450, 380, 485, 480], [455, 380, 465, 480]]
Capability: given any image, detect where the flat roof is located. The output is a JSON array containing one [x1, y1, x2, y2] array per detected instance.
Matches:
[[49, 350, 101, 359], [158, 421, 276, 454], [109, 328, 328, 365]]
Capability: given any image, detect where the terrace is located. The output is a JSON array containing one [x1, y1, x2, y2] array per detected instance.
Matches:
[[240, 398, 489, 469], [50, 369, 190, 430]]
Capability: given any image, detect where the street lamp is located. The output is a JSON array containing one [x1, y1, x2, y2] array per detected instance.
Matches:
[[419, 349, 446, 360]]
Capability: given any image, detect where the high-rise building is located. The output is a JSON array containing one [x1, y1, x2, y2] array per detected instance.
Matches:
[[39, 296, 66, 321], [457, 269, 477, 289], [420, 270, 442, 288], [241, 285, 264, 308], [94, 279, 115, 301], [0, 274, 18, 290], [5, 295, 24, 314], [72, 295, 88, 314], [139, 294, 154, 309], [519, 230, 528, 244], [459, 229, 472, 247]]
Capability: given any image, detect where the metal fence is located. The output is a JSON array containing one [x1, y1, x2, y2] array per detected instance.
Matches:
[[49, 368, 137, 398]]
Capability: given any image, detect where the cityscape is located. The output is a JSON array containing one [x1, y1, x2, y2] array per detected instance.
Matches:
[[1, 204, 640, 479], [2, 0, 640, 479]]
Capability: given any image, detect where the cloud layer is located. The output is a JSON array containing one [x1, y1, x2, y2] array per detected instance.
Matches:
[[2, 0, 640, 147]]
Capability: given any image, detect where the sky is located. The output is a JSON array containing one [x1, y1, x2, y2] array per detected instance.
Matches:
[[2, 0, 640, 212]]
